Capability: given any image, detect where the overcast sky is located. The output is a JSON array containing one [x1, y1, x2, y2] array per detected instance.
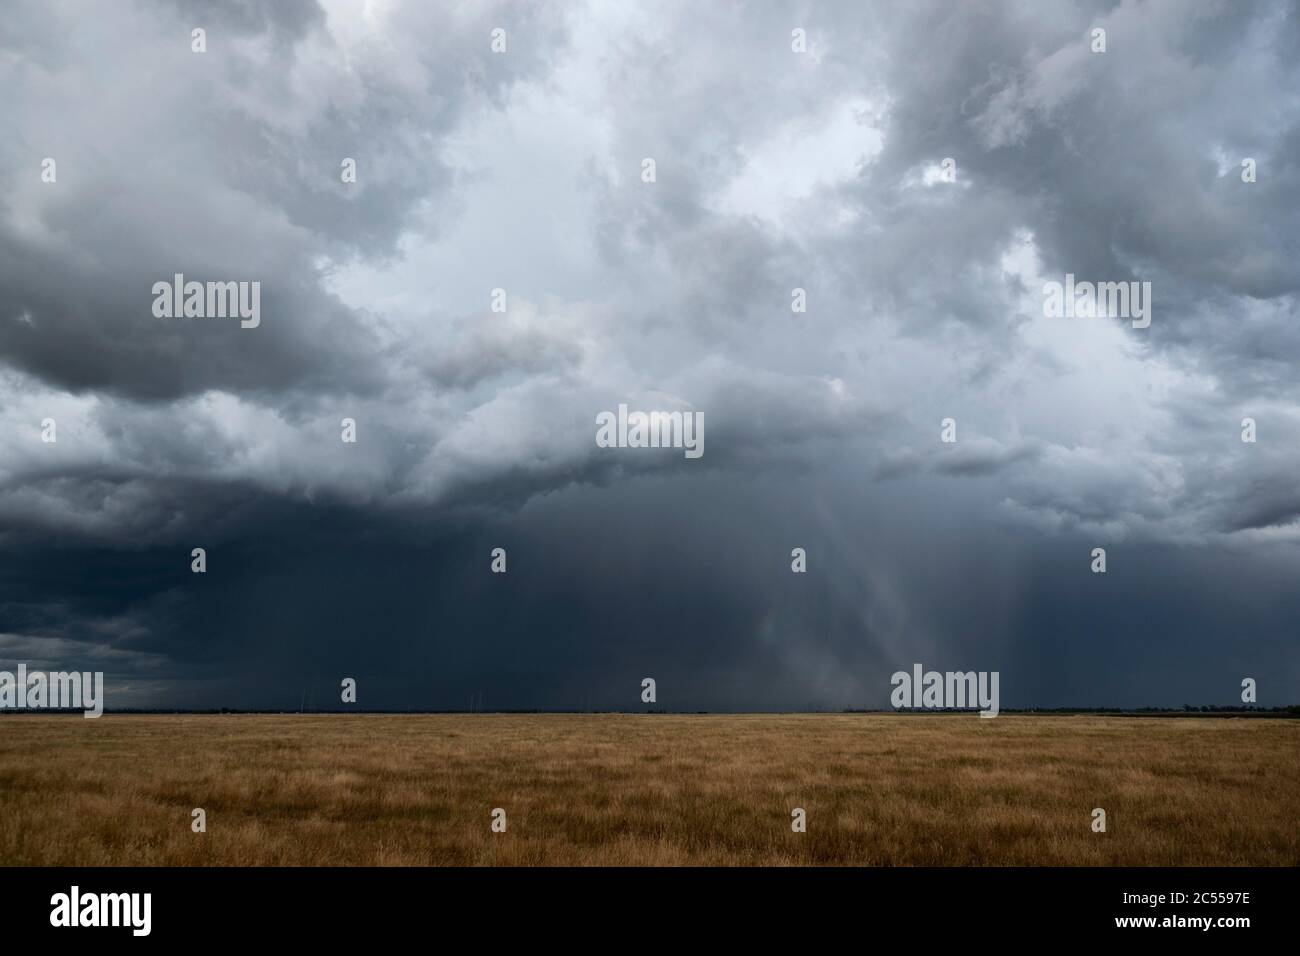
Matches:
[[1, 0, 1298, 710]]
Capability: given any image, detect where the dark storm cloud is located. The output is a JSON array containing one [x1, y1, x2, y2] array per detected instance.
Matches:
[[0, 0, 571, 400], [860, 0, 1300, 327], [1, 1, 1298, 708]]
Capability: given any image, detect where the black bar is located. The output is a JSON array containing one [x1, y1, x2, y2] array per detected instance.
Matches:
[[0, 866, 1290, 942]]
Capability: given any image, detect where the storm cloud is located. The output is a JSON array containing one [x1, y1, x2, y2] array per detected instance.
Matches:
[[1, 0, 1298, 710]]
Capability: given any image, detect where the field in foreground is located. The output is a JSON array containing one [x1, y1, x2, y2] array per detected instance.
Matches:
[[0, 714, 1296, 866]]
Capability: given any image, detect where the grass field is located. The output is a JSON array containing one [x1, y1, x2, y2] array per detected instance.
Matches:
[[0, 714, 1296, 866]]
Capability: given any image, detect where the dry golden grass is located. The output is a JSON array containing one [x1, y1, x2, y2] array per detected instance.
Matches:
[[0, 714, 1296, 866]]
